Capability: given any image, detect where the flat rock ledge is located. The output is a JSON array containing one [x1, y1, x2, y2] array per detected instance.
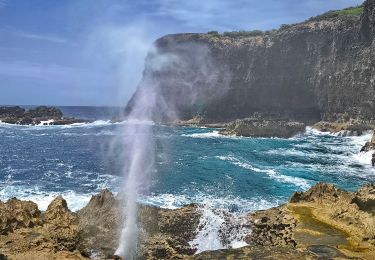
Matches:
[[0, 183, 374, 259]]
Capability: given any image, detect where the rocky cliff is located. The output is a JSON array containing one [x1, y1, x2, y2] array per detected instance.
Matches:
[[126, 0, 375, 124]]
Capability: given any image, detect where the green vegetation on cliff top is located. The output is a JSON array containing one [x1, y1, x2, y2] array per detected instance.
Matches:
[[333, 6, 363, 16], [207, 5, 363, 38], [312, 5, 363, 21]]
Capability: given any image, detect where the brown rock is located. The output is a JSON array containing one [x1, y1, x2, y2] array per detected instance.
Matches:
[[77, 189, 121, 258], [0, 198, 41, 235], [43, 196, 80, 252]]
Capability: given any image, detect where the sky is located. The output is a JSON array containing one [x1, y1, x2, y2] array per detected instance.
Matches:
[[0, 0, 364, 106]]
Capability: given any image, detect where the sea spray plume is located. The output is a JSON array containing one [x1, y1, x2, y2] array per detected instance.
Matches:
[[125, 39, 232, 122], [115, 40, 232, 258], [114, 85, 157, 259]]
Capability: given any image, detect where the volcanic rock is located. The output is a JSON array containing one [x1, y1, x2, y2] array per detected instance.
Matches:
[[0, 198, 41, 235]]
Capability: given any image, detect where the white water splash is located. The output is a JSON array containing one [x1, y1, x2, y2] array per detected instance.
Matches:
[[114, 90, 156, 259]]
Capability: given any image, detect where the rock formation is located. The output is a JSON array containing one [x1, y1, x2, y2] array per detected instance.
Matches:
[[126, 0, 375, 135], [0, 106, 90, 125], [0, 183, 374, 259], [220, 119, 305, 138], [361, 132, 375, 152]]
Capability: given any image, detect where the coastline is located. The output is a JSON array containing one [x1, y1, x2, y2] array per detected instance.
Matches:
[[0, 115, 374, 259], [0, 183, 374, 259]]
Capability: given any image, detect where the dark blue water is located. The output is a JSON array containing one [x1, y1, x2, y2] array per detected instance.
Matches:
[[0, 106, 374, 250]]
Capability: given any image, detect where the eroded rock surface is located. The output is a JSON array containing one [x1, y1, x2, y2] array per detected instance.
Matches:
[[1, 184, 374, 259]]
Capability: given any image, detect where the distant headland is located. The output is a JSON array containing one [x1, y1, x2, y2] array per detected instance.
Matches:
[[0, 106, 91, 125]]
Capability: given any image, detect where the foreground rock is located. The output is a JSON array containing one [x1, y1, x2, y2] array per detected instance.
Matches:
[[220, 119, 305, 138], [0, 106, 90, 125], [1, 183, 374, 259], [0, 196, 83, 259]]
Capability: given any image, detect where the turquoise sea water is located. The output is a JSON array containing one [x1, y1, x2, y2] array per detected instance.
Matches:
[[0, 107, 374, 251]]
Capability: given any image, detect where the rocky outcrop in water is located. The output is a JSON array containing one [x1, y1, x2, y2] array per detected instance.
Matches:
[[220, 119, 305, 138], [126, 1, 375, 131], [0, 183, 374, 259], [361, 132, 375, 152], [313, 119, 375, 136], [0, 106, 90, 125]]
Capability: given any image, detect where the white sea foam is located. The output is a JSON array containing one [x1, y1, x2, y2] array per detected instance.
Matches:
[[217, 155, 310, 190], [304, 126, 335, 136], [38, 119, 55, 125], [353, 150, 373, 165], [265, 148, 307, 157], [143, 191, 279, 253], [0, 186, 91, 212], [182, 131, 222, 138], [187, 195, 278, 253]]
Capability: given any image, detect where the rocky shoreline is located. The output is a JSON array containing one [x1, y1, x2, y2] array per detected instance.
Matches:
[[0, 183, 374, 259], [0, 106, 91, 125]]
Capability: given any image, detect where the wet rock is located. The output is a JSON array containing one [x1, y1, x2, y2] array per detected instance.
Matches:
[[192, 245, 316, 259], [313, 120, 374, 135], [139, 204, 201, 259], [77, 189, 121, 258], [361, 132, 375, 152], [307, 245, 344, 258]]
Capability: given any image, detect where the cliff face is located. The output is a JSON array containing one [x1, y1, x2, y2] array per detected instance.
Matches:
[[127, 0, 375, 123]]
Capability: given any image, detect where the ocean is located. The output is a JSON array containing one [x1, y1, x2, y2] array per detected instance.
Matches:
[[0, 106, 374, 251]]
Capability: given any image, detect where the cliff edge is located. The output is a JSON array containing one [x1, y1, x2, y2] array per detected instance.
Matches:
[[126, 0, 375, 125]]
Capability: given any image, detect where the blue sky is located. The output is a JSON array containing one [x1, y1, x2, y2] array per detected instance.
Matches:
[[0, 0, 363, 106]]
